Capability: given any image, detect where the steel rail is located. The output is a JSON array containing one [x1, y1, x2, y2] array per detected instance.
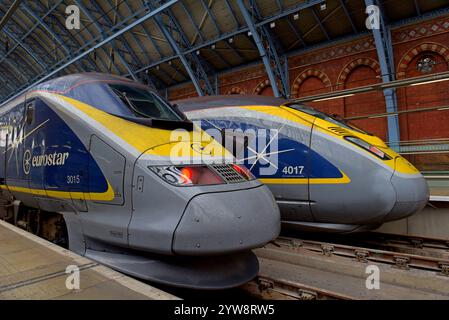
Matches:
[[275, 236, 449, 276], [366, 232, 449, 253], [243, 275, 355, 300]]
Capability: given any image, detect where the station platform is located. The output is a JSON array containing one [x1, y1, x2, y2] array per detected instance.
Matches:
[[0, 220, 177, 300], [426, 175, 449, 202]]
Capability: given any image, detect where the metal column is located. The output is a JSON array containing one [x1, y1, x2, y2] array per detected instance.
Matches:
[[365, 0, 400, 148]]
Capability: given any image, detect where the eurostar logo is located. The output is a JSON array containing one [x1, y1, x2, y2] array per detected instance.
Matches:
[[23, 149, 31, 175], [22, 149, 70, 175]]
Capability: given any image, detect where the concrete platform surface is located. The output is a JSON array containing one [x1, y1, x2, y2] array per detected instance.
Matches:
[[0, 220, 178, 300]]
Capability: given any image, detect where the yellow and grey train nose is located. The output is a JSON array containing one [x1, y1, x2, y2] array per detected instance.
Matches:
[[385, 157, 430, 222]]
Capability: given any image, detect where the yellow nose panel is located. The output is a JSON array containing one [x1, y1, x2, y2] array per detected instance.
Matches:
[[395, 156, 421, 175]]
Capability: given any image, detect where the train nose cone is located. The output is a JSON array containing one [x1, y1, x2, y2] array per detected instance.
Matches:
[[172, 185, 280, 255], [386, 158, 430, 222]]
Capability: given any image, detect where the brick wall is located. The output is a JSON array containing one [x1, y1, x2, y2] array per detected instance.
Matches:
[[168, 15, 449, 142]]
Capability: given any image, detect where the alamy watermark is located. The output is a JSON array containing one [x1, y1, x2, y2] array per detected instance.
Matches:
[[65, 5, 80, 30], [169, 121, 282, 177], [65, 265, 80, 290], [365, 264, 380, 290], [62, 3, 381, 34], [365, 5, 381, 30]]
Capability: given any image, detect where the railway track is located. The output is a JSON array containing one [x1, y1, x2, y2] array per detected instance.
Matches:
[[242, 235, 449, 300], [7, 215, 449, 300], [242, 275, 355, 300], [351, 232, 449, 260], [275, 236, 449, 275]]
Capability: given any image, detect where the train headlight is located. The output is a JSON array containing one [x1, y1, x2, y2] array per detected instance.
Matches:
[[149, 165, 224, 186], [344, 136, 391, 160], [231, 164, 256, 181]]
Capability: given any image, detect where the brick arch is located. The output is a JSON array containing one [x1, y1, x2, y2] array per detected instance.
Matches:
[[397, 42, 449, 79], [291, 69, 332, 98], [337, 58, 381, 89], [225, 87, 245, 95], [253, 79, 271, 95]]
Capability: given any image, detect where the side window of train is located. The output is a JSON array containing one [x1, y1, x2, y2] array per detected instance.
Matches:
[[26, 100, 35, 125], [0, 127, 6, 148]]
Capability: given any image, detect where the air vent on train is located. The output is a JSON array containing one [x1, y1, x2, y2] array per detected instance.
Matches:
[[211, 164, 247, 183], [328, 127, 352, 136]]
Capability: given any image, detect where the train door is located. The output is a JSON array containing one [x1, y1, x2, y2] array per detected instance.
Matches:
[[269, 119, 314, 223], [80, 134, 128, 246], [309, 120, 351, 224], [0, 115, 8, 188], [89, 135, 125, 206], [23, 99, 46, 197]]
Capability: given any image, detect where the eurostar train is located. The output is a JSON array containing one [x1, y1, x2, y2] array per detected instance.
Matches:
[[0, 74, 280, 289], [174, 95, 429, 233]]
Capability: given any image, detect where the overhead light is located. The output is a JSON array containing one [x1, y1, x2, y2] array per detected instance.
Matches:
[[270, 22, 276, 28], [293, 13, 299, 20], [228, 37, 234, 43], [211, 44, 216, 49], [320, 2, 327, 10], [196, 50, 200, 55], [247, 31, 252, 36], [410, 78, 449, 86], [313, 94, 355, 102], [156, 65, 160, 70], [168, 60, 172, 65]]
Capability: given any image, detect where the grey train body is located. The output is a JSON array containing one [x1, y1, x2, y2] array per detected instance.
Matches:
[[0, 74, 280, 289], [175, 95, 429, 234]]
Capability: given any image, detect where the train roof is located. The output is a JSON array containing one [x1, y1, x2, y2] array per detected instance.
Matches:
[[173, 95, 288, 112], [31, 72, 140, 94]]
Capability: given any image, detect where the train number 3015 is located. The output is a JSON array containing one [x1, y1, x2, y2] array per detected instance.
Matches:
[[67, 175, 81, 184]]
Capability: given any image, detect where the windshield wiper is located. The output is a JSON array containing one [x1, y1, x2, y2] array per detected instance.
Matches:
[[112, 88, 151, 119]]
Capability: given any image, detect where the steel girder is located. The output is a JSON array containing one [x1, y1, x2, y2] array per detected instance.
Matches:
[[148, 0, 216, 96], [181, 0, 231, 69], [131, 0, 324, 76], [0, 1, 61, 80], [26, 1, 97, 73], [0, 0, 91, 96], [236, 0, 290, 98], [365, 0, 400, 148], [0, 0, 178, 105], [104, 0, 170, 91], [87, 0, 142, 79]]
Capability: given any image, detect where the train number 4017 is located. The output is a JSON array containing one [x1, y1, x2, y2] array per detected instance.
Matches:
[[282, 166, 305, 175]]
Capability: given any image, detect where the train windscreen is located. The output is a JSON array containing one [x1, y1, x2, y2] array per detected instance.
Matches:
[[285, 103, 369, 135], [109, 84, 182, 121]]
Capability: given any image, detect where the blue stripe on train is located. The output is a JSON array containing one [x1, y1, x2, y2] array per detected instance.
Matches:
[[0, 98, 108, 193]]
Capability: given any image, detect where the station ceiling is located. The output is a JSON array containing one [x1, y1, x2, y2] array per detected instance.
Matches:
[[0, 0, 448, 101]]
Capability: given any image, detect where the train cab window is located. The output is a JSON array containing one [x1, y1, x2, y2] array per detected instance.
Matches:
[[109, 84, 181, 121], [26, 101, 35, 125], [286, 103, 369, 135]]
